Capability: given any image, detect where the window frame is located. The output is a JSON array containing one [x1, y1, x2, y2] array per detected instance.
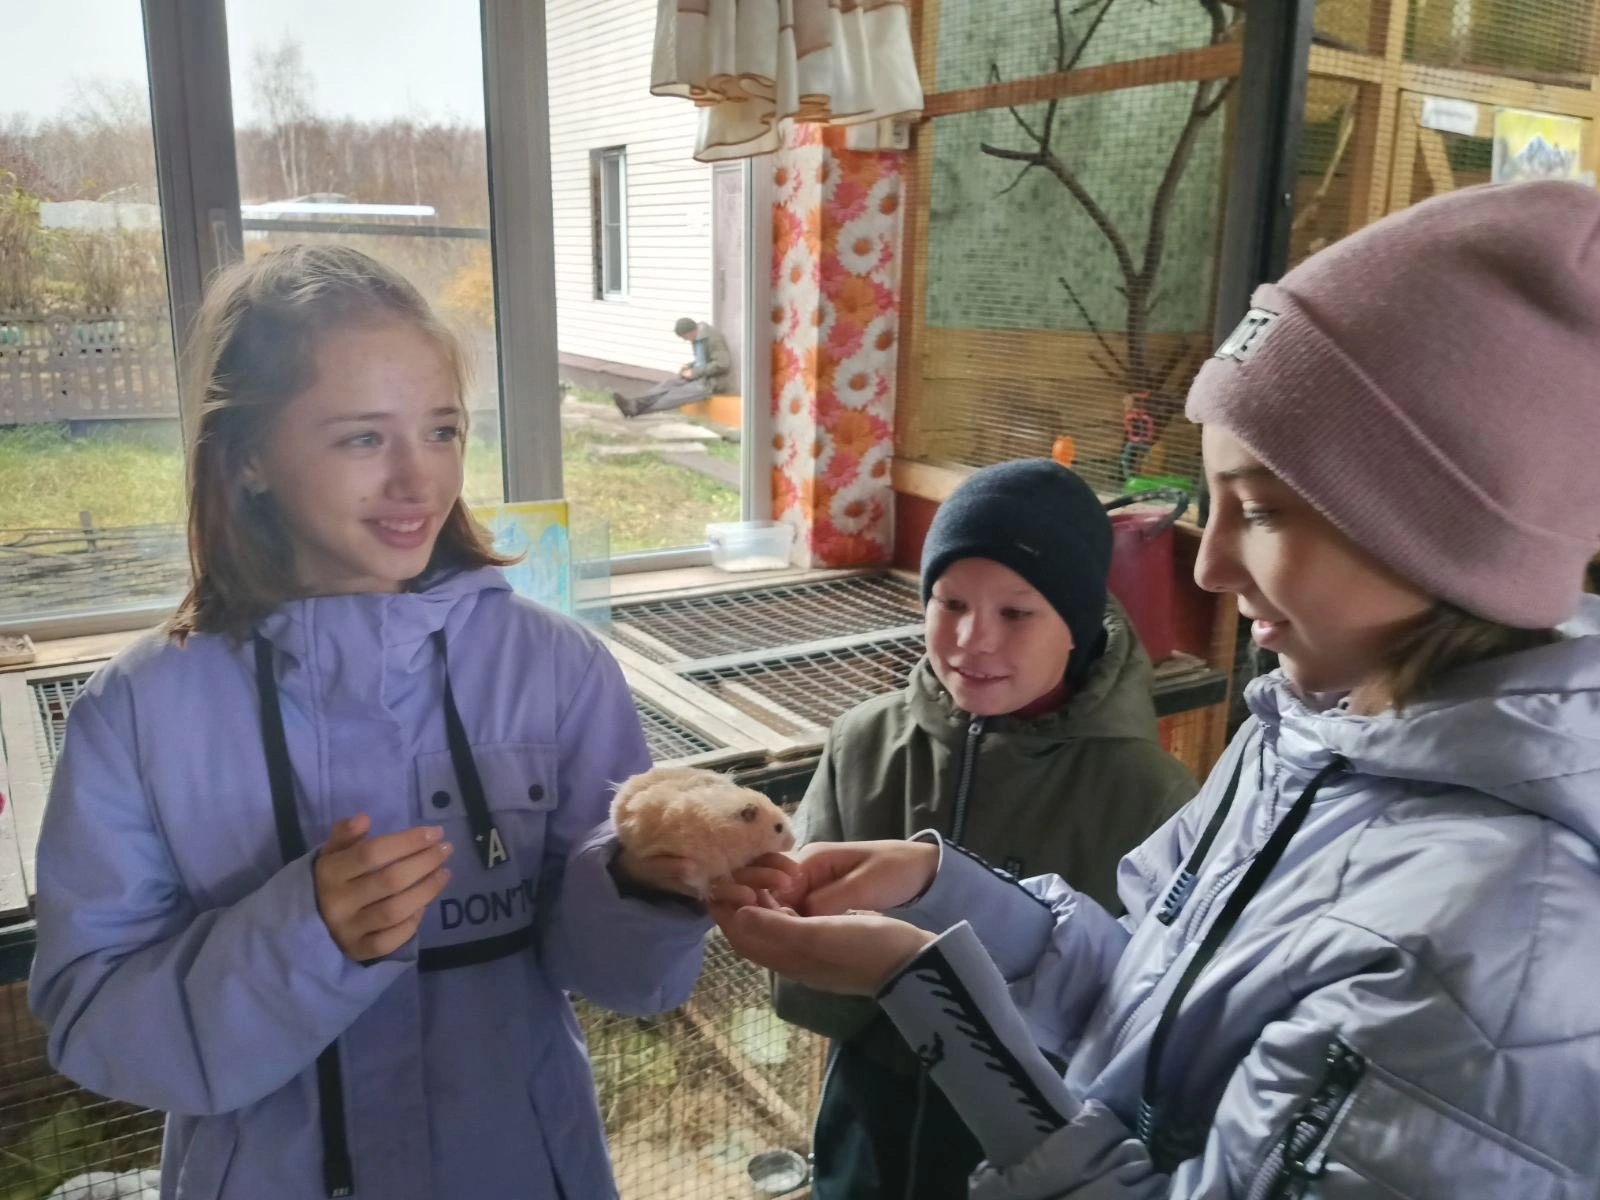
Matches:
[[590, 145, 629, 300], [1, 0, 771, 639]]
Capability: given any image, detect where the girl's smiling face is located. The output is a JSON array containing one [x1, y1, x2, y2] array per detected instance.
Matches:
[[244, 320, 466, 596], [1195, 424, 1431, 698]]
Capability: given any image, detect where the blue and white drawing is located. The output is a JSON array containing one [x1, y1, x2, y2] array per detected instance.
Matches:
[[484, 505, 573, 615]]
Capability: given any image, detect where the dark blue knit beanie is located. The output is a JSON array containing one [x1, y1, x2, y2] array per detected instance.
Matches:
[[920, 460, 1112, 685]]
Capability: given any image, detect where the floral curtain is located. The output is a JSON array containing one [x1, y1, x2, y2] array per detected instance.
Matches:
[[652, 0, 923, 162], [770, 123, 902, 567]]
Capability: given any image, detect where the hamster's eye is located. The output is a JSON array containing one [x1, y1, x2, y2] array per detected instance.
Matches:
[[740, 804, 759, 822], [774, 822, 784, 833]]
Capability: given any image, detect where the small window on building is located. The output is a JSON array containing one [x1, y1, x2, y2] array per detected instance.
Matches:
[[591, 146, 627, 299]]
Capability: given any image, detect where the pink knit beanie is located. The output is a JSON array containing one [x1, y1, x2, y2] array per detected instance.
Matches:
[[1187, 180, 1600, 629]]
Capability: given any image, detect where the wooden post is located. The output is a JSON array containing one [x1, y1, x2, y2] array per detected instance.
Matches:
[[894, 142, 933, 460], [1352, 0, 1413, 227], [1388, 93, 1425, 211], [1417, 126, 1455, 195]]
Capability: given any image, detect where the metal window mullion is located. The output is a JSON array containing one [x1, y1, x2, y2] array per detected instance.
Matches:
[[1203, 0, 1314, 528], [481, 0, 563, 504], [142, 0, 243, 438], [743, 156, 774, 520]]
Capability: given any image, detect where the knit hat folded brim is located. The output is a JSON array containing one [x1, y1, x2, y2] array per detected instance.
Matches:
[[1188, 283, 1592, 629], [1186, 182, 1600, 630]]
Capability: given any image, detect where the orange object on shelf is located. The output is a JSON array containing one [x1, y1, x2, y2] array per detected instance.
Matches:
[[1051, 435, 1076, 468]]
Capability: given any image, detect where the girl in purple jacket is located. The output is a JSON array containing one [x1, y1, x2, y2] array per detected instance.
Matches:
[[29, 245, 710, 1200]]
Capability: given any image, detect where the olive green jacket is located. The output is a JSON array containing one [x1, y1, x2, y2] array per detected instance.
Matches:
[[774, 600, 1196, 1042]]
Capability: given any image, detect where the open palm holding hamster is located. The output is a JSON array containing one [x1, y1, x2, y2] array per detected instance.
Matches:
[[610, 766, 797, 900]]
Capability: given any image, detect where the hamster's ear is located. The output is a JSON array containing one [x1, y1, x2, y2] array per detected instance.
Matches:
[[739, 803, 759, 823]]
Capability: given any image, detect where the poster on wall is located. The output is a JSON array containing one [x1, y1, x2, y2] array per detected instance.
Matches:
[[471, 500, 573, 615], [1491, 109, 1585, 184]]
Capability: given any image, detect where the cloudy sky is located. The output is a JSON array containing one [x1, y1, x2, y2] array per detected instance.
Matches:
[[2, 0, 490, 126]]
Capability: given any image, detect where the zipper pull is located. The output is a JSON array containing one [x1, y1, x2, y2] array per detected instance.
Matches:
[[1156, 869, 1197, 925], [947, 717, 986, 847], [1269, 1042, 1366, 1199]]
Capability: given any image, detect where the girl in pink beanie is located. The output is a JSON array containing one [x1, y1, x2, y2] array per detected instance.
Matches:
[[710, 181, 1600, 1197]]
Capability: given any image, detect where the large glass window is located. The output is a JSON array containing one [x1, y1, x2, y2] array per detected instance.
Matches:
[[0, 3, 187, 625], [0, 0, 765, 639], [547, 0, 750, 559], [224, 0, 505, 509]]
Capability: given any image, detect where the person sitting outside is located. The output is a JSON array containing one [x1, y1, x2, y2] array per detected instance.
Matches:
[[613, 317, 732, 418]]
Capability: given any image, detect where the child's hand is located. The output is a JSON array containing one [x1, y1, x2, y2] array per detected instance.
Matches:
[[711, 902, 935, 995], [710, 838, 934, 915], [314, 815, 453, 963], [710, 852, 805, 908], [713, 840, 939, 915]]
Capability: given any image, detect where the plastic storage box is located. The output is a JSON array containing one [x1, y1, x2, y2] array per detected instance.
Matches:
[[706, 521, 795, 572]]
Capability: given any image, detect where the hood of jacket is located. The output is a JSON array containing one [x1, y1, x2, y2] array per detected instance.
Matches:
[[1246, 594, 1600, 849]]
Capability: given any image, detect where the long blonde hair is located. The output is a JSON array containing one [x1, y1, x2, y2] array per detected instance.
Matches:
[[169, 245, 506, 642]]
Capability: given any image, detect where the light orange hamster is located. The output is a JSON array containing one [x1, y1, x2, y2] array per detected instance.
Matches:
[[610, 766, 796, 900]]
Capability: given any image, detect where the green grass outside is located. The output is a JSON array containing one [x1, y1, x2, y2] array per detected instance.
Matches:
[[1, 421, 738, 556]]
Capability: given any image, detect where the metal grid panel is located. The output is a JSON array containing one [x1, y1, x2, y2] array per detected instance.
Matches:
[[684, 635, 924, 736], [634, 696, 719, 762], [0, 979, 164, 1200], [31, 675, 91, 785], [611, 576, 923, 663], [575, 930, 824, 1199]]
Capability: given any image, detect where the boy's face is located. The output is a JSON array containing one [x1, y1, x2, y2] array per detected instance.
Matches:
[[926, 558, 1074, 717]]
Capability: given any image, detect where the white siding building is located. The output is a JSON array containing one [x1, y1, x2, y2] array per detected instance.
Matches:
[[545, 0, 723, 387]]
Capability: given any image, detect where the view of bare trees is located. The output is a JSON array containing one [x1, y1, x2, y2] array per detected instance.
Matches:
[[0, 32, 493, 325], [2, 34, 490, 222]]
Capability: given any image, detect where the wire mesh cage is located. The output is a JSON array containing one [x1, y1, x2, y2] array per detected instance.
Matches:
[[0, 665, 821, 1200], [896, 0, 1245, 497], [684, 636, 925, 738], [633, 696, 722, 762], [609, 575, 923, 665], [1, 934, 825, 1200], [0, 975, 164, 1200], [575, 933, 825, 1200]]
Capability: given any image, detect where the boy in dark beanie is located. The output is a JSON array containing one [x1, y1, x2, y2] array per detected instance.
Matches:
[[775, 459, 1195, 1200]]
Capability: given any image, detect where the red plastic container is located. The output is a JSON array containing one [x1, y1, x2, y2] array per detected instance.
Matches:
[[1103, 491, 1188, 665]]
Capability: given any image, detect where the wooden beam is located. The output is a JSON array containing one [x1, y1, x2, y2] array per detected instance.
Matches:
[[1309, 45, 1386, 85], [1388, 93, 1424, 211], [915, 0, 941, 94], [894, 114, 935, 458], [1310, 48, 1600, 122], [1418, 126, 1454, 194], [1400, 63, 1600, 116], [891, 457, 971, 503], [1356, 0, 1408, 225], [923, 42, 1242, 118]]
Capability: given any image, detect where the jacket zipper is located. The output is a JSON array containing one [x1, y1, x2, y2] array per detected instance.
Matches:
[[1246, 1040, 1366, 1200], [1107, 857, 1241, 1056], [948, 717, 986, 846]]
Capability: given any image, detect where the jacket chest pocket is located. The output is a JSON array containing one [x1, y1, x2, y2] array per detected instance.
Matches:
[[413, 743, 559, 947]]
